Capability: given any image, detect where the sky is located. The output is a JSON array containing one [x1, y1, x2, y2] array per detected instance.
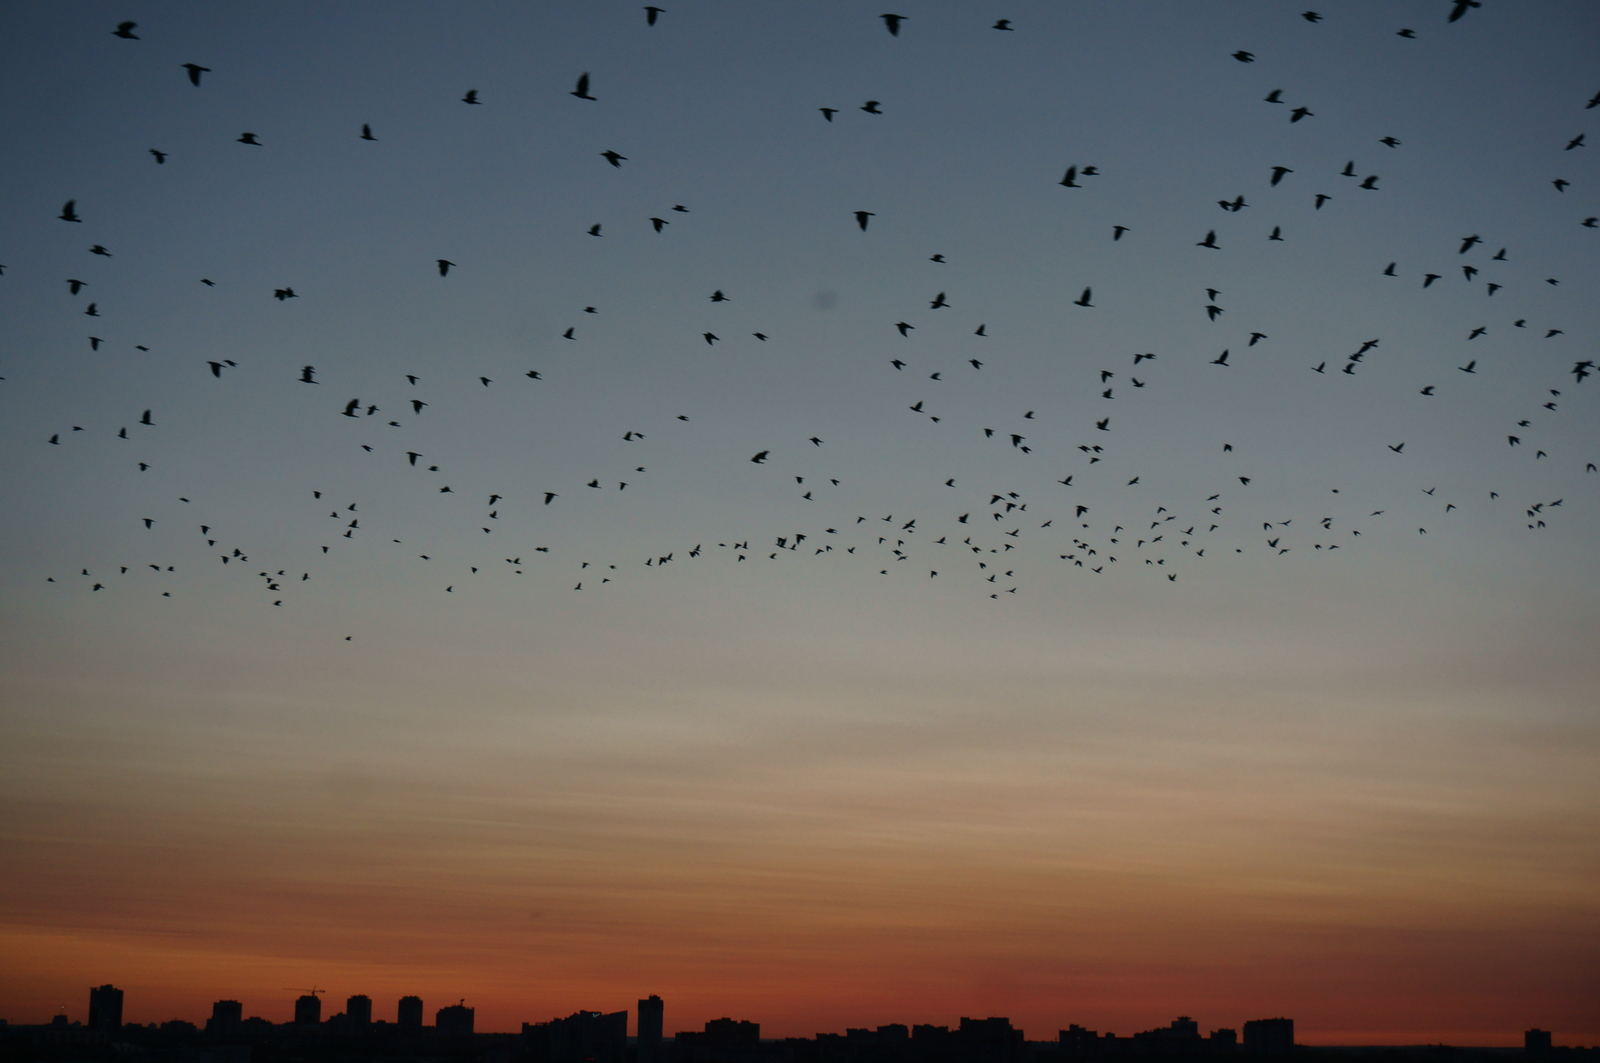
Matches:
[[1, 0, 1597, 1046]]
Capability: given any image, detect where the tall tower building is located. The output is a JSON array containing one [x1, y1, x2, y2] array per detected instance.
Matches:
[[347, 995, 372, 1027], [294, 994, 322, 1026], [88, 985, 123, 1031], [208, 1000, 243, 1034], [638, 996, 664, 1063], [398, 996, 424, 1028]]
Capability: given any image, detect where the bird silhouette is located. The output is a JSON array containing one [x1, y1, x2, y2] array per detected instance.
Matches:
[[645, 6, 664, 25], [1291, 107, 1313, 122], [113, 21, 139, 38], [601, 150, 627, 167], [1197, 230, 1219, 249], [237, 132, 260, 145], [462, 89, 480, 104], [149, 148, 167, 163], [820, 108, 837, 121], [881, 13, 906, 35], [861, 100, 882, 114], [437, 259, 454, 276], [1233, 51, 1255, 62], [183, 64, 210, 86], [1074, 288, 1093, 307], [571, 72, 597, 100], [1448, 0, 1481, 22], [360, 124, 376, 140], [58, 200, 81, 222], [855, 211, 874, 230]]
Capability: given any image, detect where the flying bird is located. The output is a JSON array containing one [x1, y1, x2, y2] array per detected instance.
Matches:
[[601, 150, 627, 167], [993, 19, 1013, 30], [1074, 288, 1093, 307], [437, 259, 454, 276], [58, 200, 81, 222], [113, 21, 139, 38], [237, 132, 260, 144], [571, 72, 597, 100], [149, 148, 167, 163], [360, 124, 376, 140], [1264, 89, 1283, 103], [1270, 166, 1293, 186], [820, 108, 837, 121], [1448, 0, 1480, 22], [854, 211, 874, 230], [1291, 107, 1313, 122], [750, 451, 769, 463], [1197, 230, 1219, 249], [183, 64, 210, 86], [861, 100, 882, 114], [880, 13, 906, 35], [1233, 51, 1255, 62], [462, 89, 480, 104]]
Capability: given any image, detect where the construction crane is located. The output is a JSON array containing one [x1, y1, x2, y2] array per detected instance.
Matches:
[[284, 987, 325, 998]]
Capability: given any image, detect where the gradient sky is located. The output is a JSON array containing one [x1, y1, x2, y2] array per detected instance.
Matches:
[[2, 0, 1597, 1046]]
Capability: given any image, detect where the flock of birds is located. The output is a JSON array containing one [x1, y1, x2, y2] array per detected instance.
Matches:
[[13, 3, 1598, 626]]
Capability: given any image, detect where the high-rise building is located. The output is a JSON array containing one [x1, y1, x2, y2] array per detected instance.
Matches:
[[294, 994, 322, 1026], [208, 1000, 243, 1034], [1526, 1030, 1553, 1054], [88, 985, 123, 1031], [346, 995, 372, 1027], [1242, 1019, 1294, 1056], [436, 1002, 475, 1037], [639, 995, 664, 1063], [398, 996, 423, 1028]]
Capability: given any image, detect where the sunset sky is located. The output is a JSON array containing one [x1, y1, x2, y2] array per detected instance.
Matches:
[[1, 0, 1597, 1045]]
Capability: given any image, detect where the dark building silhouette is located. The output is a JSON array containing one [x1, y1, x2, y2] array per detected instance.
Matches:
[[1210, 1029, 1238, 1047], [88, 985, 123, 1031], [398, 995, 424, 1028], [1526, 1031, 1553, 1054], [347, 994, 372, 1027], [207, 1000, 243, 1034], [1242, 1019, 1293, 1056], [679, 1018, 761, 1046], [294, 994, 322, 1026], [525, 1009, 628, 1063], [639, 995, 665, 1063], [437, 1002, 475, 1037]]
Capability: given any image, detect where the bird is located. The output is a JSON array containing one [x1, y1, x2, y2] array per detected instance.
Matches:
[[1423, 273, 1440, 287], [1197, 230, 1219, 249], [1302, 11, 1322, 22], [1565, 134, 1585, 150], [1420, 386, 1435, 395], [113, 21, 139, 38], [974, 325, 987, 336], [1233, 51, 1255, 62], [1112, 225, 1129, 240], [149, 149, 167, 163], [1291, 107, 1313, 122], [588, 224, 602, 236], [89, 337, 103, 350], [1459, 360, 1477, 373], [600, 150, 626, 167], [1074, 288, 1093, 307], [437, 259, 454, 276], [1269, 226, 1284, 240], [360, 124, 376, 140], [1553, 179, 1569, 192], [1380, 136, 1401, 148], [571, 72, 597, 100], [993, 19, 1013, 30], [139, 409, 153, 425], [861, 100, 882, 114], [1311, 362, 1325, 373], [703, 332, 719, 344], [273, 287, 296, 300], [1211, 350, 1230, 366], [1389, 443, 1405, 453], [1314, 194, 1332, 209], [1360, 175, 1379, 189], [67, 279, 86, 294], [880, 13, 906, 35], [58, 200, 81, 222], [1397, 29, 1416, 39], [1270, 165, 1293, 186], [819, 108, 837, 121], [710, 290, 728, 302], [1096, 418, 1110, 431], [1383, 262, 1397, 276], [1341, 160, 1357, 177], [1264, 89, 1283, 103], [237, 132, 260, 145], [300, 366, 318, 383], [1459, 234, 1481, 253], [89, 244, 112, 256], [84, 303, 98, 316], [1060, 166, 1079, 187], [750, 451, 769, 463], [645, 6, 664, 25], [1206, 305, 1224, 321], [462, 89, 480, 104], [929, 292, 948, 309], [1448, 0, 1480, 22], [854, 211, 874, 231], [895, 322, 914, 336], [183, 63, 210, 86], [650, 217, 668, 232]]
